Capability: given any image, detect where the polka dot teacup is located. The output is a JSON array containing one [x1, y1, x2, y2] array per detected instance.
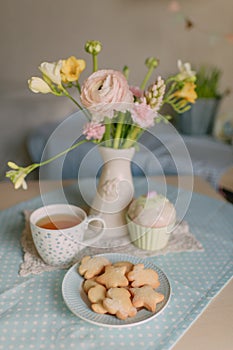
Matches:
[[30, 204, 105, 266]]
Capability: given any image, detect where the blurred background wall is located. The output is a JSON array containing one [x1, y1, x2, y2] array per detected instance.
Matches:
[[0, 0, 232, 180]]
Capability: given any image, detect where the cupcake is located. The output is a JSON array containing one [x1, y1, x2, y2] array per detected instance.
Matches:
[[126, 191, 176, 250]]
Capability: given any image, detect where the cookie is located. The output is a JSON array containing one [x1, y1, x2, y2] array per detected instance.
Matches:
[[127, 263, 160, 288], [103, 287, 137, 320], [83, 278, 99, 293], [91, 302, 108, 314], [79, 255, 165, 320], [88, 284, 106, 304], [130, 285, 164, 312], [87, 284, 108, 314], [96, 265, 129, 289], [113, 261, 134, 273], [78, 255, 111, 279]]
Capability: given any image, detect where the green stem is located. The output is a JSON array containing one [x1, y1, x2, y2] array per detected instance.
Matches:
[[103, 117, 112, 147], [21, 139, 89, 182], [121, 112, 132, 139], [66, 93, 83, 110], [161, 83, 177, 107], [122, 125, 142, 149], [39, 139, 88, 167], [93, 54, 98, 72], [61, 87, 91, 121], [140, 66, 154, 90], [75, 82, 81, 93], [165, 76, 175, 84], [113, 113, 125, 149]]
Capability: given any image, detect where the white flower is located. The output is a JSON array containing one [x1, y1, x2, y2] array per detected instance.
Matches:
[[14, 173, 28, 190], [6, 162, 28, 190], [177, 60, 196, 81], [144, 76, 166, 112], [6, 162, 39, 190], [39, 60, 62, 85], [28, 77, 52, 93], [7, 161, 19, 169]]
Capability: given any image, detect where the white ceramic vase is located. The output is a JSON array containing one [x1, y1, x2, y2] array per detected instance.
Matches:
[[89, 146, 135, 238]]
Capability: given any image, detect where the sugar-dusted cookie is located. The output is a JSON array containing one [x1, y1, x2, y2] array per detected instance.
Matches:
[[113, 261, 134, 273], [96, 265, 129, 289], [130, 285, 164, 312], [103, 287, 137, 320], [78, 255, 111, 279], [127, 263, 160, 288]]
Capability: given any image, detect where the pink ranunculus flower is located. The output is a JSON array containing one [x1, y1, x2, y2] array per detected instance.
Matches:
[[131, 100, 155, 129], [80, 70, 133, 122], [129, 85, 144, 99], [83, 122, 105, 141]]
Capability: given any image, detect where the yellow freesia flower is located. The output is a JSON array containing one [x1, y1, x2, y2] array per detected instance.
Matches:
[[172, 82, 197, 103], [61, 56, 86, 83]]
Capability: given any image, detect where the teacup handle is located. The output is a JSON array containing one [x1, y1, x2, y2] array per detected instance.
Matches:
[[83, 215, 106, 245]]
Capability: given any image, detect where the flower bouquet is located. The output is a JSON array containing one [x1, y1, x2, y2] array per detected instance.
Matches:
[[6, 40, 197, 190]]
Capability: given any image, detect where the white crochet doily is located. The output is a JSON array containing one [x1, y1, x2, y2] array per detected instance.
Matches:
[[19, 210, 204, 276]]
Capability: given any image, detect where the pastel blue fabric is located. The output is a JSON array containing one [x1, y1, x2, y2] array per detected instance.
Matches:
[[0, 178, 232, 350]]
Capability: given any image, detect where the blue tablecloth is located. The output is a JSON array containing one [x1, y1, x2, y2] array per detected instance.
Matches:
[[0, 178, 232, 350]]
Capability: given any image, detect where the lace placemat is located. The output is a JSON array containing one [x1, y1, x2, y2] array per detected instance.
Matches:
[[19, 210, 204, 276]]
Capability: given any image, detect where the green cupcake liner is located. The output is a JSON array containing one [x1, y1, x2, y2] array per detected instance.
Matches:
[[126, 215, 175, 251]]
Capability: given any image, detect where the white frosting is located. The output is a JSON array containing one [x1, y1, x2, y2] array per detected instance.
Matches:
[[127, 192, 176, 228]]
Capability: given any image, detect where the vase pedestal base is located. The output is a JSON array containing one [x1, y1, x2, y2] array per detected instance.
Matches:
[[102, 226, 129, 241]]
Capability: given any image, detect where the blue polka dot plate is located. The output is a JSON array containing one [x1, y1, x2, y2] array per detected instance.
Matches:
[[62, 253, 171, 327]]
